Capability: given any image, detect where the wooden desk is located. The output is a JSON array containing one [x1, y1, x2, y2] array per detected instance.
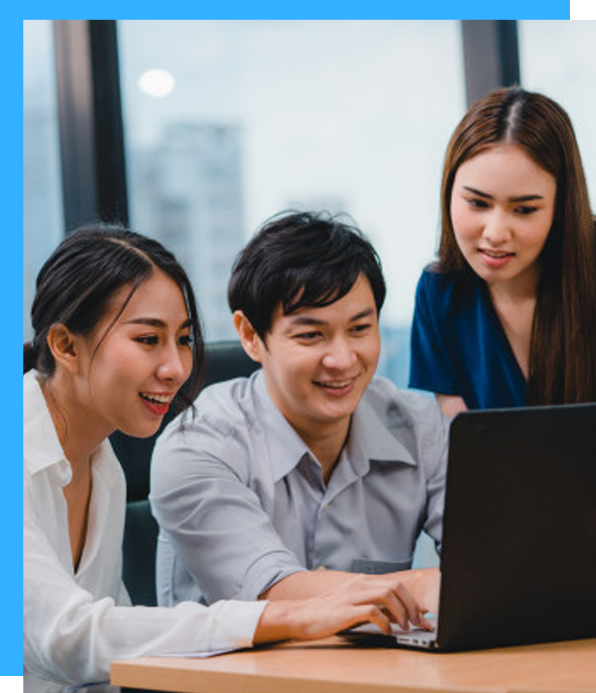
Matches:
[[111, 636, 596, 693]]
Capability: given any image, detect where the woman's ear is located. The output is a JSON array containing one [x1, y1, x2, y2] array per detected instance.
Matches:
[[46, 324, 80, 373], [233, 311, 264, 364]]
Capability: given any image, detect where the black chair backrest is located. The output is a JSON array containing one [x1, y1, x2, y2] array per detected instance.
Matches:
[[122, 499, 159, 606], [115, 340, 260, 605]]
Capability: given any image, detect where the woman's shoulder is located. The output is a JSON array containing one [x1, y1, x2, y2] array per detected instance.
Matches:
[[416, 263, 481, 307], [419, 261, 475, 282]]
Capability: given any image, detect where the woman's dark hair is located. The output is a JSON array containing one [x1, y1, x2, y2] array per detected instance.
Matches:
[[24, 224, 204, 413], [228, 211, 386, 342], [437, 86, 596, 405]]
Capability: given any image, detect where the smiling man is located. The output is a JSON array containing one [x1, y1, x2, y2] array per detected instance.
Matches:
[[151, 212, 448, 618]]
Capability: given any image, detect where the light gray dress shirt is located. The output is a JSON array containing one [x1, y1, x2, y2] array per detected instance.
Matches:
[[151, 372, 448, 606]]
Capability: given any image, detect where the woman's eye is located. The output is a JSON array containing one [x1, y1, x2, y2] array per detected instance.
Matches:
[[467, 198, 489, 209], [178, 334, 193, 347], [135, 335, 159, 345], [515, 205, 538, 215]]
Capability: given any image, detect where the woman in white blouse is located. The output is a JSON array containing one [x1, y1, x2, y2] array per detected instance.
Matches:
[[24, 225, 425, 687]]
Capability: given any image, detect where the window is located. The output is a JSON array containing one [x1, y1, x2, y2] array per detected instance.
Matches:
[[118, 20, 465, 376], [23, 20, 64, 340], [519, 20, 596, 205]]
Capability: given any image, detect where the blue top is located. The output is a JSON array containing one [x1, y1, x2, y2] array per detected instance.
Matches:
[[409, 267, 527, 409]]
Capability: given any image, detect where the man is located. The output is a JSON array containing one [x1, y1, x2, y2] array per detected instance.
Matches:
[[151, 211, 447, 621]]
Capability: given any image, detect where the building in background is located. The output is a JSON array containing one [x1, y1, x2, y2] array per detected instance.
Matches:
[[23, 107, 63, 340], [378, 324, 411, 388], [129, 122, 245, 341], [24, 20, 596, 395]]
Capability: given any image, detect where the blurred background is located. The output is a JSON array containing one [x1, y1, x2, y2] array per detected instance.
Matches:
[[23, 20, 596, 386]]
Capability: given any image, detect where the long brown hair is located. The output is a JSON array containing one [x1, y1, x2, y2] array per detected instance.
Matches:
[[437, 86, 596, 405]]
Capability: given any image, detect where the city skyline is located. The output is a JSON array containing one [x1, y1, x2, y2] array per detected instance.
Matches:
[[24, 20, 596, 348]]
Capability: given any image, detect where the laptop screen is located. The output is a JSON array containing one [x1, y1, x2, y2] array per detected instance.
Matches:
[[437, 403, 596, 651]]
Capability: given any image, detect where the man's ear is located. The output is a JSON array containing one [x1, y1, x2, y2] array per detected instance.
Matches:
[[233, 311, 264, 364], [46, 324, 80, 373]]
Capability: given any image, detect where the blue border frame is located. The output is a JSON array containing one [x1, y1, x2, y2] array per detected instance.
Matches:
[[20, 2, 571, 19], [5, 18, 24, 678]]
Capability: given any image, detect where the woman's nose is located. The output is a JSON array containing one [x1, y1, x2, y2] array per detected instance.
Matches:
[[482, 210, 512, 246], [157, 344, 188, 383]]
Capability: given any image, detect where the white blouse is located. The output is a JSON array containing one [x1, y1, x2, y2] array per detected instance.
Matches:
[[23, 370, 266, 686]]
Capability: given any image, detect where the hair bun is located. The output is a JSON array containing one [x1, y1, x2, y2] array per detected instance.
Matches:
[[23, 340, 39, 373]]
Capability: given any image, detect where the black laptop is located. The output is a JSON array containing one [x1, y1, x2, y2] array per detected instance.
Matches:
[[347, 403, 596, 651]]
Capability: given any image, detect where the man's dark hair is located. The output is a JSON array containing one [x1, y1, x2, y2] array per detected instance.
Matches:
[[228, 211, 386, 341]]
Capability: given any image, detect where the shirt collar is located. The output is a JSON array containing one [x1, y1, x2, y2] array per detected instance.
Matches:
[[347, 394, 417, 476], [23, 369, 122, 487], [253, 372, 416, 484], [252, 372, 316, 482]]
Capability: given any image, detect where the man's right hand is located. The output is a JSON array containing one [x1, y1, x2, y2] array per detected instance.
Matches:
[[253, 570, 439, 644]]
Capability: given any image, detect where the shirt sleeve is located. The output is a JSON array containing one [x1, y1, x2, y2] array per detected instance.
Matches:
[[23, 492, 267, 685], [409, 270, 461, 397], [418, 399, 449, 553], [150, 417, 305, 604]]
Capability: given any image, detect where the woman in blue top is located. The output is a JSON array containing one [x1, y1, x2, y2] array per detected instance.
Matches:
[[409, 86, 596, 415]]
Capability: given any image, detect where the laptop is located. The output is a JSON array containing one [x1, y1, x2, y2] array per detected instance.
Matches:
[[345, 403, 596, 651]]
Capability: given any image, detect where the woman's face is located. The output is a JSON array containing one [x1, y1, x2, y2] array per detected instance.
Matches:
[[76, 268, 193, 439], [450, 144, 556, 293]]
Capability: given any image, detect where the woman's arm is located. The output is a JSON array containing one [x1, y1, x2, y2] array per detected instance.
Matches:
[[435, 394, 468, 418], [25, 510, 438, 685], [23, 499, 265, 685]]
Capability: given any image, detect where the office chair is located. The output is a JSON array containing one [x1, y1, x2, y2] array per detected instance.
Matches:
[[112, 340, 260, 606]]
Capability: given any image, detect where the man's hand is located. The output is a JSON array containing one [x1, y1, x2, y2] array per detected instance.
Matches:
[[373, 567, 441, 615], [254, 570, 439, 644]]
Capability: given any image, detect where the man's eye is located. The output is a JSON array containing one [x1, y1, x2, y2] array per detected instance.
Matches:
[[351, 323, 371, 334], [295, 331, 322, 341]]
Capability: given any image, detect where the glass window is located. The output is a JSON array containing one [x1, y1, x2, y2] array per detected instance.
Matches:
[[118, 20, 465, 385], [519, 20, 596, 205], [23, 20, 64, 340]]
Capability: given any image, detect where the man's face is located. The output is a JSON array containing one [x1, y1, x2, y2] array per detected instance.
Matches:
[[255, 274, 380, 443]]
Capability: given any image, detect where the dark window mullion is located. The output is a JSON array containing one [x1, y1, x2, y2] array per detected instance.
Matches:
[[89, 21, 129, 227], [461, 20, 521, 108], [53, 20, 128, 234]]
